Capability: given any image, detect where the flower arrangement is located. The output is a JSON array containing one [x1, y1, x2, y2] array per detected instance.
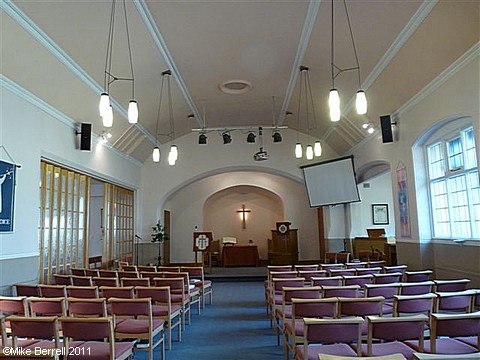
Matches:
[[151, 221, 169, 265]]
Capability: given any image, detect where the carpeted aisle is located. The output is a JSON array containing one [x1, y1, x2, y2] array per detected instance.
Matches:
[[135, 281, 283, 360]]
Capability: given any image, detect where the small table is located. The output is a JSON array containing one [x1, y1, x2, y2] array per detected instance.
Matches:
[[222, 245, 259, 267]]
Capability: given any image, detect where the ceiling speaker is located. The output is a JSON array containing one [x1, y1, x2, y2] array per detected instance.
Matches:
[[380, 115, 393, 143], [80, 123, 92, 151]]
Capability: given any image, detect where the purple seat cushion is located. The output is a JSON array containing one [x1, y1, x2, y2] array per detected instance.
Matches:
[[405, 338, 478, 354], [284, 321, 304, 338], [115, 319, 164, 334], [68, 341, 134, 360], [352, 341, 417, 360], [455, 336, 478, 348], [296, 343, 357, 360]]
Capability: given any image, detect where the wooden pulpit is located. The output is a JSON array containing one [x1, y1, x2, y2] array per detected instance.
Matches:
[[268, 223, 298, 265]]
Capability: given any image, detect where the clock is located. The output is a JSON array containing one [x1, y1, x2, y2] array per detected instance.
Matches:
[[276, 222, 290, 234]]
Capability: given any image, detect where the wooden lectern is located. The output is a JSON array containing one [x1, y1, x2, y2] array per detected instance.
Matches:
[[352, 228, 397, 266], [268, 222, 298, 265]]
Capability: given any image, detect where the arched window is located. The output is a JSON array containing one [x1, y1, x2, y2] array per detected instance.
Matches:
[[424, 123, 479, 239]]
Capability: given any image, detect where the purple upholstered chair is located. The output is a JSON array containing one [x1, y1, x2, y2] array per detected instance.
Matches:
[[357, 267, 383, 276], [364, 283, 401, 315], [351, 314, 429, 360], [384, 265, 408, 274], [374, 272, 403, 284], [7, 315, 61, 352], [404, 270, 433, 283], [405, 311, 480, 355], [393, 293, 437, 318], [433, 278, 471, 292], [322, 285, 361, 298], [14, 283, 41, 297], [434, 290, 476, 313], [311, 276, 343, 287], [399, 281, 434, 295], [342, 274, 374, 288], [338, 296, 385, 335], [295, 317, 364, 360]]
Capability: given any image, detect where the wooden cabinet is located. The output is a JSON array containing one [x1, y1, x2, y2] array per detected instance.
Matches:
[[268, 229, 298, 265]]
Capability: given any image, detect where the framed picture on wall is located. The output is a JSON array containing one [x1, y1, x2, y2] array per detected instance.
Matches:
[[372, 204, 389, 225]]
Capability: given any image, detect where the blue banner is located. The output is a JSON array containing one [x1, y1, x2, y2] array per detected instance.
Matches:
[[0, 160, 16, 232]]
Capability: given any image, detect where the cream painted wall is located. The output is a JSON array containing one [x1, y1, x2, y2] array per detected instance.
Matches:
[[350, 50, 479, 282], [0, 85, 141, 292]]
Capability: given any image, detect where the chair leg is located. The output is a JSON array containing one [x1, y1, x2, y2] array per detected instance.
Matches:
[[167, 321, 172, 350]]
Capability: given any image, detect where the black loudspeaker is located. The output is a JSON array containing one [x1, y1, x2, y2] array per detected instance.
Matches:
[[80, 123, 92, 151], [380, 115, 393, 143]]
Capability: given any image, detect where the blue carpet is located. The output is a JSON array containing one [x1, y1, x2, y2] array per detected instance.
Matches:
[[134, 281, 283, 360]]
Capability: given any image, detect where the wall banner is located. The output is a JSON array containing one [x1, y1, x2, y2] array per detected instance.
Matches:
[[396, 162, 410, 238], [0, 160, 17, 232]]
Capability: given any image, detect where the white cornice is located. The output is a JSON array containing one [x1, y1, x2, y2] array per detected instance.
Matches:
[[1, 75, 143, 167]]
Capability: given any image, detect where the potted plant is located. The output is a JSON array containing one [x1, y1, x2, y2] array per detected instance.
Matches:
[[151, 221, 169, 266]]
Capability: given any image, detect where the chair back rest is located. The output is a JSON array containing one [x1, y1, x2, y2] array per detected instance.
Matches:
[[70, 268, 86, 276], [8, 315, 58, 340], [153, 277, 184, 294], [39, 285, 67, 298], [434, 290, 475, 312], [367, 261, 386, 268], [121, 265, 137, 272], [272, 278, 306, 294], [98, 270, 118, 278], [320, 263, 344, 270], [338, 296, 385, 317], [70, 275, 93, 286], [393, 293, 437, 316], [399, 281, 434, 295], [108, 297, 152, 317], [66, 285, 99, 299], [60, 316, 112, 340], [157, 266, 180, 272], [328, 269, 356, 277], [405, 270, 433, 282], [292, 298, 338, 319], [53, 274, 72, 285], [137, 266, 157, 272], [343, 274, 374, 287], [14, 284, 40, 297], [431, 311, 480, 338], [294, 265, 319, 271], [345, 262, 367, 269], [180, 266, 204, 279], [121, 277, 151, 287], [322, 285, 360, 298], [267, 265, 292, 272], [373, 272, 403, 284], [367, 314, 428, 341], [303, 317, 364, 343], [0, 296, 28, 316], [364, 283, 401, 299], [297, 270, 327, 281], [118, 271, 139, 279], [268, 271, 297, 280], [100, 286, 134, 299], [311, 276, 342, 287], [67, 297, 107, 317], [356, 267, 382, 276], [383, 265, 407, 274], [93, 277, 119, 287], [433, 279, 471, 292], [117, 261, 129, 271], [84, 269, 100, 277], [282, 286, 322, 303], [141, 271, 161, 280], [28, 297, 67, 316], [136, 286, 171, 305]]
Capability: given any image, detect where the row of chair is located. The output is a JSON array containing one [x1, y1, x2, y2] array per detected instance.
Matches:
[[1, 296, 166, 360], [296, 311, 480, 360]]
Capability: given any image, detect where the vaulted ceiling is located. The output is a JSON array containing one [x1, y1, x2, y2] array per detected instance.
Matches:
[[2, 1, 478, 162]]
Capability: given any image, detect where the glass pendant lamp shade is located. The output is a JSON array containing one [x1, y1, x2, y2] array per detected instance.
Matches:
[[306, 145, 314, 160], [356, 90, 367, 115], [152, 147, 160, 162], [99, 93, 110, 117], [314, 141, 322, 157], [102, 105, 114, 128], [170, 144, 178, 161], [295, 143, 303, 159], [329, 89, 341, 122], [168, 149, 176, 166], [128, 100, 138, 124]]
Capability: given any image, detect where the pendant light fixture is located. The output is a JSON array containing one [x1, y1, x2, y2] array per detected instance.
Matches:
[[164, 70, 178, 166], [329, 0, 367, 122], [99, 0, 138, 127], [294, 66, 321, 161]]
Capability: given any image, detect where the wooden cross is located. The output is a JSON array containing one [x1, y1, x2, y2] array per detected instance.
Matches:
[[236, 204, 251, 229]]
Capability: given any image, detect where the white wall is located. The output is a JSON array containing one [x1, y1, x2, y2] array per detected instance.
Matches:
[[350, 49, 479, 284], [0, 84, 141, 292]]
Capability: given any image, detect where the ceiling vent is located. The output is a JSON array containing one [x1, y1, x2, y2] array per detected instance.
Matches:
[[219, 80, 252, 95]]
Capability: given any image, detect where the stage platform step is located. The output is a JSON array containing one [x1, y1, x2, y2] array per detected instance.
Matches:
[[205, 266, 267, 282]]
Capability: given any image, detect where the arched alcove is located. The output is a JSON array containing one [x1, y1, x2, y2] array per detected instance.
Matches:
[[204, 185, 284, 260]]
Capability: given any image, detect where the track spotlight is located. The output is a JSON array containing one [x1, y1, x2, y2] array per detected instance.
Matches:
[[272, 131, 282, 143], [198, 133, 207, 145], [222, 132, 232, 144], [247, 132, 256, 143]]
